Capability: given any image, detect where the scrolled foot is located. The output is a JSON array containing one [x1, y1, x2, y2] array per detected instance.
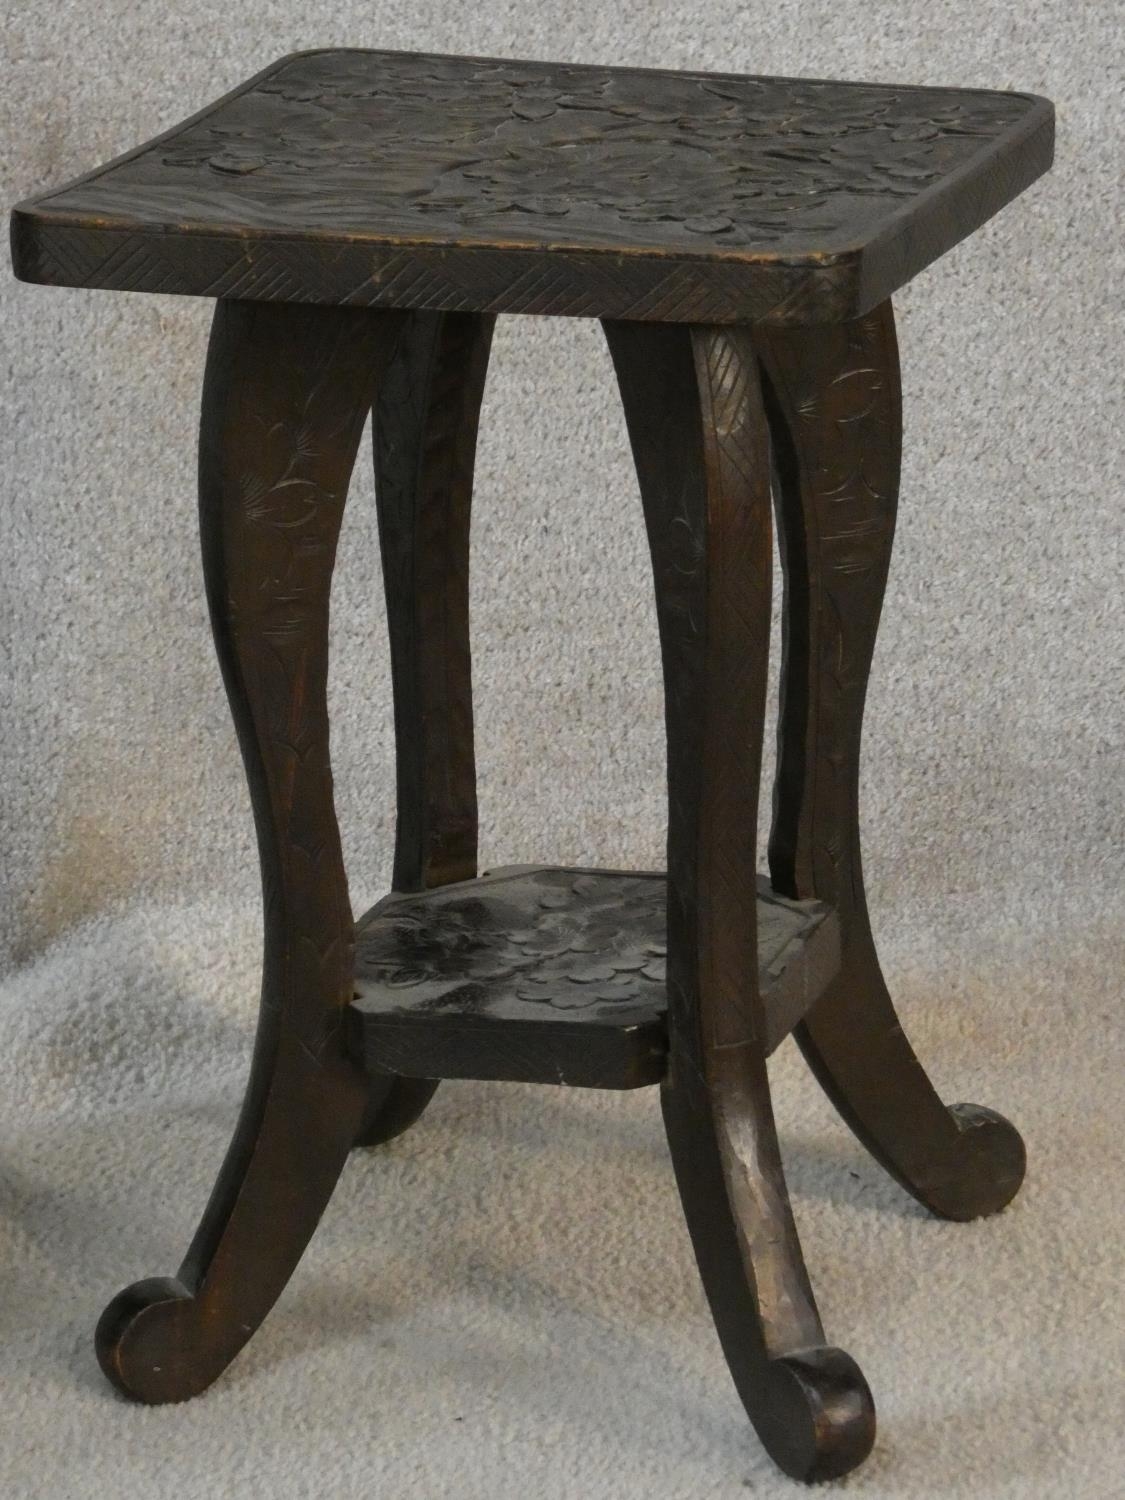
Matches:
[[352, 1076, 439, 1148], [758, 304, 1027, 1232], [761, 1346, 876, 1483], [93, 301, 399, 1409], [95, 1277, 204, 1405], [607, 317, 875, 1481], [928, 1103, 1026, 1222]]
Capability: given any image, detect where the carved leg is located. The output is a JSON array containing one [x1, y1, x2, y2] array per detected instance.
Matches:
[[755, 302, 1025, 1222], [96, 300, 408, 1402], [605, 319, 874, 1482], [355, 310, 494, 1147]]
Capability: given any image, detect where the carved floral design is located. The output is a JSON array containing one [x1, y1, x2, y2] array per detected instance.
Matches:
[[47, 50, 1035, 254], [353, 865, 826, 1035], [355, 870, 667, 1019], [756, 306, 900, 909]]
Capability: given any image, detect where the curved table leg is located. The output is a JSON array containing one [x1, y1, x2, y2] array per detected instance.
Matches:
[[754, 302, 1025, 1223], [605, 318, 874, 1483], [355, 310, 495, 1147], [96, 300, 408, 1403]]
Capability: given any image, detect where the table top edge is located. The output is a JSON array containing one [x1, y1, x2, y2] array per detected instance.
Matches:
[[8, 52, 1054, 324]]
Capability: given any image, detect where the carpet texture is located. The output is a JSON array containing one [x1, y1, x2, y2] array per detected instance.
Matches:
[[1, 3, 1122, 1497]]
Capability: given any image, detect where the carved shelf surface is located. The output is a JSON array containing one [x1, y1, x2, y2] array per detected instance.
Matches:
[[347, 866, 840, 1088], [11, 49, 1052, 324]]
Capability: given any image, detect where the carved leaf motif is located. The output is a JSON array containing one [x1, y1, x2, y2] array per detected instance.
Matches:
[[46, 51, 1035, 256], [756, 304, 901, 909], [356, 870, 667, 1018]]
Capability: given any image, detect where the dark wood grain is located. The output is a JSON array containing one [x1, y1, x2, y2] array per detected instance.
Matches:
[[756, 302, 1026, 1221], [353, 309, 494, 1147], [605, 318, 874, 1481], [374, 310, 493, 892], [346, 866, 840, 1087], [95, 300, 408, 1403], [11, 48, 1053, 324]]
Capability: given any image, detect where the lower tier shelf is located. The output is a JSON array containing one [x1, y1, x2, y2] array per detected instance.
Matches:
[[346, 866, 840, 1090]]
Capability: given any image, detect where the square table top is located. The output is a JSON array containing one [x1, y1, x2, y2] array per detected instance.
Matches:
[[11, 49, 1053, 325]]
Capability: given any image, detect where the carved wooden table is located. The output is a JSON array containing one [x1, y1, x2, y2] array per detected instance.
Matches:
[[11, 49, 1053, 1483]]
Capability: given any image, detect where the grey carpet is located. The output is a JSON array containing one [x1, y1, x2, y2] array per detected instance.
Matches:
[[1, 3, 1122, 1496]]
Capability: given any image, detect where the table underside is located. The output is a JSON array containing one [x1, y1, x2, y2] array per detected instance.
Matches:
[[347, 866, 841, 1087], [11, 49, 1052, 323]]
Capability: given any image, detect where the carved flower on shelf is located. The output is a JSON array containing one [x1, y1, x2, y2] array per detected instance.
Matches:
[[359, 872, 667, 1016]]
